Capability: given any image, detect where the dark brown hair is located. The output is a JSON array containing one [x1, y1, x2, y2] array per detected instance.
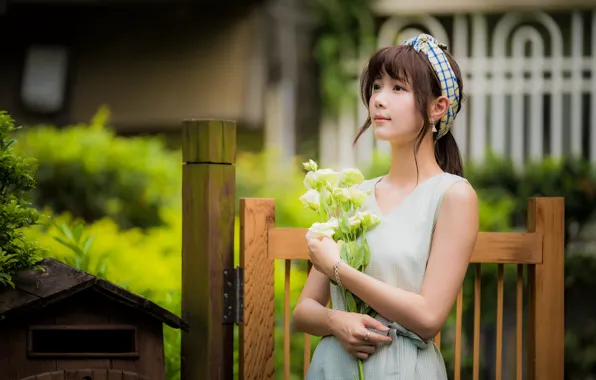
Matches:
[[353, 45, 464, 177]]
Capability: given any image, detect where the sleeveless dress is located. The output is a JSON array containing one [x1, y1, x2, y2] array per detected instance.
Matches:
[[306, 172, 469, 380]]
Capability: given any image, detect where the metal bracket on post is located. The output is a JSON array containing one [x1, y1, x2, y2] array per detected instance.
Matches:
[[223, 267, 244, 325]]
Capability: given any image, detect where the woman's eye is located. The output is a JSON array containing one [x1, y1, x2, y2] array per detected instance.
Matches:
[[372, 83, 381, 91], [394, 85, 404, 91]]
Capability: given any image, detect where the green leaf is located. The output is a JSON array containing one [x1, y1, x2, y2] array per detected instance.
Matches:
[[72, 223, 84, 244], [350, 242, 364, 270], [345, 292, 358, 312], [340, 241, 349, 263], [362, 238, 370, 267], [82, 235, 95, 255]]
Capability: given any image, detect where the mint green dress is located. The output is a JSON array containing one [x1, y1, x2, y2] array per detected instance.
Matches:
[[306, 173, 468, 380]]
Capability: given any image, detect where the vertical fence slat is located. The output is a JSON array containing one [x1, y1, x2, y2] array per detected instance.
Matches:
[[240, 198, 276, 380], [304, 261, 313, 377], [181, 119, 236, 380], [496, 264, 504, 380], [284, 260, 291, 380], [473, 263, 481, 380], [516, 264, 524, 380], [527, 198, 565, 380], [454, 288, 463, 380]]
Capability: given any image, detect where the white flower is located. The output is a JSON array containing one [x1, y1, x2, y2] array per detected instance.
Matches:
[[332, 188, 350, 203], [340, 168, 365, 187], [348, 215, 362, 230], [303, 159, 318, 172], [303, 171, 318, 190], [299, 189, 320, 211], [314, 168, 340, 188], [348, 187, 369, 207], [355, 211, 381, 229], [308, 218, 339, 239]]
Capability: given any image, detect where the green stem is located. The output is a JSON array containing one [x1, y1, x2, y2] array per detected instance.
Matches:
[[358, 359, 365, 379]]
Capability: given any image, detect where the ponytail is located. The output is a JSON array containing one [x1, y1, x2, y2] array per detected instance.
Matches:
[[435, 130, 463, 177]]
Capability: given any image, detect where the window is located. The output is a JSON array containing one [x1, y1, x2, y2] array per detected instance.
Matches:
[[20, 45, 69, 114], [28, 325, 138, 358]]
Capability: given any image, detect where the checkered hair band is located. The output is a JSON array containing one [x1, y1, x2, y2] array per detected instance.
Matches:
[[402, 33, 460, 140]]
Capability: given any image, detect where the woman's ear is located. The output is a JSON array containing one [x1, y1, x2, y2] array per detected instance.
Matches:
[[429, 95, 450, 124]]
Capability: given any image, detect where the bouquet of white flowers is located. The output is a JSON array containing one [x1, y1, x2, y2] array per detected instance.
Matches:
[[300, 159, 381, 379]]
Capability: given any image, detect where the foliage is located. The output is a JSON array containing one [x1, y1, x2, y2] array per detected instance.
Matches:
[[465, 153, 596, 242], [310, 0, 376, 117], [13, 106, 181, 230], [0, 111, 45, 288], [52, 221, 108, 278]]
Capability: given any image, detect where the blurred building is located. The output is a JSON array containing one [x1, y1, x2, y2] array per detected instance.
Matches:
[[0, 0, 317, 158]]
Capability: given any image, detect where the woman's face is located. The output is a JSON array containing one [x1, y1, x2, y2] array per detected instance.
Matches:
[[368, 70, 425, 145]]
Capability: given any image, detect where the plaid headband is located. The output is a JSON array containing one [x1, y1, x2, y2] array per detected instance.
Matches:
[[401, 33, 460, 140]]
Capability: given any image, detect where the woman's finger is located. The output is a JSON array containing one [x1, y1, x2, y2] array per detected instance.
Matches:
[[353, 345, 376, 354], [359, 329, 392, 344], [355, 352, 369, 360]]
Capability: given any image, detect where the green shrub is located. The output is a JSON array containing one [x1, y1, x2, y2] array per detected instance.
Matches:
[[14, 106, 181, 230], [0, 111, 45, 288]]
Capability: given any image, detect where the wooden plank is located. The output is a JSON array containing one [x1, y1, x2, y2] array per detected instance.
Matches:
[[473, 264, 481, 380], [22, 372, 65, 380], [283, 260, 291, 380], [268, 228, 543, 264], [107, 370, 124, 380], [0, 287, 40, 315], [516, 265, 523, 380], [122, 371, 141, 380], [454, 288, 463, 380], [0, 312, 56, 380], [92, 369, 109, 380], [53, 291, 110, 370], [239, 198, 275, 380], [110, 309, 166, 380], [496, 264, 504, 380], [181, 120, 236, 380], [65, 369, 92, 380], [527, 198, 565, 380], [10, 259, 94, 299], [182, 119, 236, 164]]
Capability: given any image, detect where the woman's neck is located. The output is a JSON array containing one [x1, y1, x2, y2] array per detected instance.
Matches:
[[384, 138, 442, 187]]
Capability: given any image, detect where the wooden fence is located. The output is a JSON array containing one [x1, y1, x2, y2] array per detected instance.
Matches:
[[181, 119, 565, 380]]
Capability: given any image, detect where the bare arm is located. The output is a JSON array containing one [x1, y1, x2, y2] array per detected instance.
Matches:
[[327, 181, 479, 340], [294, 263, 393, 360], [293, 267, 333, 336]]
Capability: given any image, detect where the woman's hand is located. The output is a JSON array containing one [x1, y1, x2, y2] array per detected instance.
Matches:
[[328, 310, 393, 360], [305, 234, 341, 277]]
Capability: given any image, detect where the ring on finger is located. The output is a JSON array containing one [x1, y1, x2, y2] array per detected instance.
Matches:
[[364, 330, 371, 341]]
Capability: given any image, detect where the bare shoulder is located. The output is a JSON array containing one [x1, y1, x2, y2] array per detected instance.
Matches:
[[442, 180, 478, 209], [435, 179, 479, 243]]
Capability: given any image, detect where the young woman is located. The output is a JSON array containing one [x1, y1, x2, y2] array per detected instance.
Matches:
[[294, 34, 479, 379]]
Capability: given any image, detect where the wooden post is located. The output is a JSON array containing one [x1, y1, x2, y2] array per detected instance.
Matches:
[[239, 198, 276, 380], [181, 119, 236, 380], [527, 197, 565, 380]]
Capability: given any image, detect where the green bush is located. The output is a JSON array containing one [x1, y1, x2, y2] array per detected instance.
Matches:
[[0, 111, 45, 287], [14, 107, 181, 230]]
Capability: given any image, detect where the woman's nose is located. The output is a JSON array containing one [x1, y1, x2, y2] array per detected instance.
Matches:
[[374, 93, 387, 108]]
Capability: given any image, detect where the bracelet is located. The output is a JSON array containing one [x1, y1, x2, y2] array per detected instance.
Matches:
[[333, 260, 345, 288]]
